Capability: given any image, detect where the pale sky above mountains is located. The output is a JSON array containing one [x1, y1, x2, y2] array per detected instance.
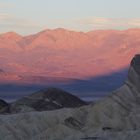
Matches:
[[0, 0, 140, 35]]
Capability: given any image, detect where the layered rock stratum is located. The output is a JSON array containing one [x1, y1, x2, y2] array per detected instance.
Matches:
[[0, 55, 140, 139]]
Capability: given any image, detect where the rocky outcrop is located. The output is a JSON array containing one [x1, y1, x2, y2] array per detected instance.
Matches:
[[0, 99, 9, 114], [0, 55, 140, 139], [9, 88, 88, 113]]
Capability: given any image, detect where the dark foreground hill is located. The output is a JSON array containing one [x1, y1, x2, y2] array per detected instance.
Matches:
[[0, 55, 140, 139], [10, 88, 88, 113], [0, 88, 88, 114]]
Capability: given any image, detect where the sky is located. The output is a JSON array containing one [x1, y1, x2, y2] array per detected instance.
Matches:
[[0, 0, 140, 35]]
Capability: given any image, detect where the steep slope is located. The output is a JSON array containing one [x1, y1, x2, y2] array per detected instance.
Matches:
[[0, 99, 9, 113], [0, 55, 140, 139]]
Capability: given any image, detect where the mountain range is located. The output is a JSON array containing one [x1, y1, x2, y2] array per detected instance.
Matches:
[[0, 28, 140, 101], [0, 28, 140, 80]]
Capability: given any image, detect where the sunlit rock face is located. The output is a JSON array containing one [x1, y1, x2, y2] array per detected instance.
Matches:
[[1, 55, 140, 139], [0, 29, 140, 80]]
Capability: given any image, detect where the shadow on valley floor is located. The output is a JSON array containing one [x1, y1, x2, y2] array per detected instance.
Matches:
[[0, 68, 128, 102]]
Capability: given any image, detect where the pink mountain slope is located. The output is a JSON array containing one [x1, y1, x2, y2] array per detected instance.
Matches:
[[0, 28, 140, 83]]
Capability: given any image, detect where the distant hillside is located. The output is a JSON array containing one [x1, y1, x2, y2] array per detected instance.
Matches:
[[0, 28, 140, 80]]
